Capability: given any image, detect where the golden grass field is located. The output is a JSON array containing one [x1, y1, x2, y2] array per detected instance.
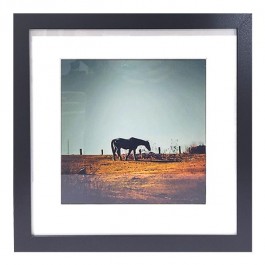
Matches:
[[61, 154, 206, 204]]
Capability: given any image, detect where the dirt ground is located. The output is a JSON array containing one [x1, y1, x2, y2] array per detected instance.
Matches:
[[61, 154, 206, 204]]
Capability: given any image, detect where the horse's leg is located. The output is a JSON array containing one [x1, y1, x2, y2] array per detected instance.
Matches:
[[117, 148, 122, 161], [113, 147, 117, 161], [126, 149, 132, 161], [114, 147, 119, 161], [133, 149, 137, 161]]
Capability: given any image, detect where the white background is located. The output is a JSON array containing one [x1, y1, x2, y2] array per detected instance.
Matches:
[[0, 0, 264, 264], [31, 31, 236, 235]]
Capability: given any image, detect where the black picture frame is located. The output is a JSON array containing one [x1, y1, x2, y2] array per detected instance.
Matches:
[[14, 13, 252, 252]]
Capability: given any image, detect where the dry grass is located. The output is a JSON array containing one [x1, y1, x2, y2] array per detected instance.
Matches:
[[61, 154, 206, 204]]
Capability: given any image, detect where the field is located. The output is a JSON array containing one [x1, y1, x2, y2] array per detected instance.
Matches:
[[61, 154, 206, 204]]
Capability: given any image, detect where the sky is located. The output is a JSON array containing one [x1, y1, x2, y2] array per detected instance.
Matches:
[[61, 59, 206, 155]]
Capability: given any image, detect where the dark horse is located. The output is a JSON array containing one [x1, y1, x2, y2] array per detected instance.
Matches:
[[111, 137, 151, 161]]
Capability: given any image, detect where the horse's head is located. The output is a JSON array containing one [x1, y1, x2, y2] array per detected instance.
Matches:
[[145, 141, 151, 151]]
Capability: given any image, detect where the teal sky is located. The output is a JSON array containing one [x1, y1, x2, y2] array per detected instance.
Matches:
[[61, 59, 206, 155]]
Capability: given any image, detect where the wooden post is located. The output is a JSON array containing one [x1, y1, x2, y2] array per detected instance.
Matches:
[[79, 149, 82, 155], [158, 147, 161, 154], [67, 139, 70, 155], [101, 149, 103, 155], [179, 146, 181, 154]]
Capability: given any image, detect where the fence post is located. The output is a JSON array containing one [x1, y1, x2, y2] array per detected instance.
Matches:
[[158, 147, 161, 154], [101, 149, 103, 155], [79, 149, 82, 155], [179, 146, 181, 154]]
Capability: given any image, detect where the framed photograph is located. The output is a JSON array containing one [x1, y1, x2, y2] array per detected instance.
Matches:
[[14, 13, 252, 252]]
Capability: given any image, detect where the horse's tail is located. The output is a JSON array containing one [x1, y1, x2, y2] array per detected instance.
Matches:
[[111, 139, 116, 160]]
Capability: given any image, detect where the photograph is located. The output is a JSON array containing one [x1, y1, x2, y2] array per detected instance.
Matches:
[[11, 11, 253, 254], [61, 59, 206, 204]]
